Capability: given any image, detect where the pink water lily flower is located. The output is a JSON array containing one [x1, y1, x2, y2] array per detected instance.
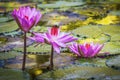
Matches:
[[29, 25, 77, 70], [12, 6, 42, 32], [29, 25, 77, 53], [69, 42, 104, 58], [12, 6, 42, 71], [44, 26, 78, 53], [29, 32, 45, 43]]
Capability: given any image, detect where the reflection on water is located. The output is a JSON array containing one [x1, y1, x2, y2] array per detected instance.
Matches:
[[27, 54, 50, 67]]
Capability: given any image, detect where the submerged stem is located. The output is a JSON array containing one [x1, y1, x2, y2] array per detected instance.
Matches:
[[50, 45, 54, 70], [22, 32, 27, 71]]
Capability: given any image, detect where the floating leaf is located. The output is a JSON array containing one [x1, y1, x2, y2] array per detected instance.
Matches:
[[0, 51, 21, 60], [36, 65, 120, 80], [0, 21, 18, 33], [101, 42, 120, 55], [0, 68, 30, 80], [106, 55, 120, 70], [74, 57, 109, 67], [37, 1, 85, 8], [14, 44, 51, 55], [100, 25, 120, 35], [32, 26, 47, 32], [0, 17, 13, 23], [72, 25, 102, 38]]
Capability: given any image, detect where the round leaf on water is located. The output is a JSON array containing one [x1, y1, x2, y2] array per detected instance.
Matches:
[[101, 42, 120, 55], [106, 55, 120, 70], [36, 65, 120, 80], [0, 68, 30, 80]]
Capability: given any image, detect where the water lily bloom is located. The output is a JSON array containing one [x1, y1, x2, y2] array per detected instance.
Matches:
[[12, 6, 42, 71], [69, 42, 104, 58], [29, 25, 77, 53], [44, 25, 78, 53], [12, 6, 42, 32], [29, 25, 77, 70]]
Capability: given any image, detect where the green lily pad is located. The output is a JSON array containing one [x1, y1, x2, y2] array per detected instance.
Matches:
[[100, 25, 120, 35], [0, 68, 30, 80], [72, 25, 120, 43], [106, 55, 120, 70], [99, 25, 120, 41], [74, 57, 109, 67], [14, 44, 51, 55], [0, 21, 18, 33], [0, 16, 13, 23], [111, 33, 120, 41], [2, 30, 23, 37], [72, 25, 102, 38], [37, 1, 85, 8], [32, 26, 47, 32], [36, 65, 120, 80], [101, 42, 120, 55], [0, 51, 21, 60], [95, 33, 111, 43]]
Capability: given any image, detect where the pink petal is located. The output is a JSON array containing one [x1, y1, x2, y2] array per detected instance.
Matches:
[[80, 45, 87, 55], [35, 12, 42, 25], [86, 47, 94, 57], [54, 41, 66, 47], [59, 35, 77, 43], [92, 44, 104, 56], [52, 42, 60, 53], [59, 33, 71, 39], [69, 45, 80, 56], [44, 33, 52, 42]]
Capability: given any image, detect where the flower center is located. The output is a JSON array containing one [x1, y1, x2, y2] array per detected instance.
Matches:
[[51, 25, 58, 36], [85, 43, 90, 49], [24, 15, 29, 20]]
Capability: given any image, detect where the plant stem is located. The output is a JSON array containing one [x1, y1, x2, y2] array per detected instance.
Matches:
[[22, 32, 27, 71], [50, 45, 54, 70]]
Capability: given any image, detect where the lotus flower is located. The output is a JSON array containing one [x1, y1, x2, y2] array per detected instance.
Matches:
[[30, 25, 77, 53], [12, 6, 42, 71], [12, 6, 42, 32], [29, 25, 77, 70], [44, 26, 78, 53], [69, 42, 104, 58]]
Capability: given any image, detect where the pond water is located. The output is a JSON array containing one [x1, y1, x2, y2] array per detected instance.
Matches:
[[0, 0, 120, 80]]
